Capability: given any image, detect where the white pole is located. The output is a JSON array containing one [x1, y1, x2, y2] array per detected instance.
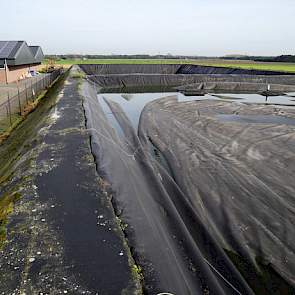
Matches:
[[4, 59, 8, 84]]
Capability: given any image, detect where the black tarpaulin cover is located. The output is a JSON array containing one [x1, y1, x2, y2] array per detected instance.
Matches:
[[82, 83, 255, 295], [80, 65, 295, 295]]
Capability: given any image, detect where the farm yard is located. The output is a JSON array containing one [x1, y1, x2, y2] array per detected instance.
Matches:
[[0, 61, 295, 294], [2, 0, 295, 293]]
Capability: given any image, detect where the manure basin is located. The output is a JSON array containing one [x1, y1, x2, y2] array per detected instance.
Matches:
[[98, 91, 295, 132], [81, 64, 295, 294], [90, 87, 295, 295], [97, 89, 295, 181]]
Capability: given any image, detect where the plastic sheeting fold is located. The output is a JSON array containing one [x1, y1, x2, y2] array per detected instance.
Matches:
[[80, 65, 295, 294]]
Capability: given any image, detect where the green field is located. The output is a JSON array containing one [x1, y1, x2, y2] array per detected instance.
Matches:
[[44, 59, 295, 73]]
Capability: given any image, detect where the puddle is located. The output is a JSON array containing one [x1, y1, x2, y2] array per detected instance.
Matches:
[[217, 114, 295, 125]]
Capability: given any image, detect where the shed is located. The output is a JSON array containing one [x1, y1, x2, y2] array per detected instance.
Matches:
[[0, 41, 44, 83]]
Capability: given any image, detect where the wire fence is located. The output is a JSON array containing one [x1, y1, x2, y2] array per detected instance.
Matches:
[[0, 69, 62, 131]]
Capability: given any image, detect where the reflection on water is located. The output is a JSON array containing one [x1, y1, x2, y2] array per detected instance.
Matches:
[[99, 92, 175, 129], [97, 95, 125, 138], [98, 92, 295, 129]]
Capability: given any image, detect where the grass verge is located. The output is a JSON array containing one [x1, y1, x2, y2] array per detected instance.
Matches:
[[43, 59, 295, 73], [0, 74, 64, 144], [71, 71, 86, 79], [0, 191, 21, 249]]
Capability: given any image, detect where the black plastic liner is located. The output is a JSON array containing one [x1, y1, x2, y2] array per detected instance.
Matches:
[[139, 97, 295, 292], [80, 64, 294, 76], [88, 74, 295, 92], [82, 83, 255, 295], [79, 64, 180, 75], [80, 65, 295, 294], [176, 64, 294, 75], [80, 64, 295, 92]]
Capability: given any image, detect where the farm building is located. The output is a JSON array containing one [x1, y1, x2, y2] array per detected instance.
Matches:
[[0, 41, 44, 83]]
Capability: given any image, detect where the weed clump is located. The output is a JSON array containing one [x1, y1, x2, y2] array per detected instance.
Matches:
[[71, 71, 86, 79], [0, 191, 21, 248]]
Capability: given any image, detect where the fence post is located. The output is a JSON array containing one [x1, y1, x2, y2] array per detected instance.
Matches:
[[7, 93, 12, 126], [39, 77, 41, 93], [31, 79, 35, 101], [30, 79, 32, 98], [25, 83, 28, 103], [35, 78, 38, 95], [17, 87, 21, 114], [6, 105, 9, 119]]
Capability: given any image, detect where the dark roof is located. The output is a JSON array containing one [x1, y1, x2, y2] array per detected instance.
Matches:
[[29, 46, 44, 63], [0, 41, 23, 59], [0, 41, 44, 66], [29, 46, 39, 57]]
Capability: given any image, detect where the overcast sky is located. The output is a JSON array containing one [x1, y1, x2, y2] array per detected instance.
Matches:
[[2, 0, 294, 56]]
